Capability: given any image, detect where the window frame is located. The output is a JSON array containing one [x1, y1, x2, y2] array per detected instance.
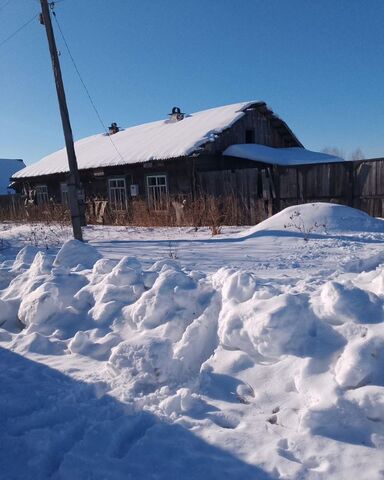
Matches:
[[146, 174, 169, 211], [60, 182, 69, 205], [108, 177, 128, 211], [35, 184, 49, 205]]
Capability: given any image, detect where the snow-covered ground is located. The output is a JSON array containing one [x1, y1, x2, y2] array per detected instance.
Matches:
[[1, 203, 384, 479]]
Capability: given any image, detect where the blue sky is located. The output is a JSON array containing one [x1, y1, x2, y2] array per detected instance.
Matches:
[[1, 0, 383, 165]]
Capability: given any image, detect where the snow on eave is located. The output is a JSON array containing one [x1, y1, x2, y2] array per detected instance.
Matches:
[[223, 144, 345, 166], [12, 101, 261, 179]]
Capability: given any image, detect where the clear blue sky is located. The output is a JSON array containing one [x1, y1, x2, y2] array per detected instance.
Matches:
[[1, 0, 383, 165]]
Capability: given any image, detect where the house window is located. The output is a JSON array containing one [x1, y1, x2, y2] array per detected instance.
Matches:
[[60, 183, 69, 205], [245, 129, 255, 144], [108, 178, 127, 210], [35, 185, 49, 205], [146, 174, 168, 210]]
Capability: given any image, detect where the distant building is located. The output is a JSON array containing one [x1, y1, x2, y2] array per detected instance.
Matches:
[[0, 158, 26, 195]]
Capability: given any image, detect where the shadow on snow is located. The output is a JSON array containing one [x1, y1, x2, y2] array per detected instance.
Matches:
[[0, 347, 272, 480]]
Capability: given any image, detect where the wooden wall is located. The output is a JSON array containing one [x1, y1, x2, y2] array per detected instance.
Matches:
[[17, 158, 196, 204], [198, 158, 384, 223], [202, 106, 301, 156], [16, 157, 384, 224], [197, 167, 274, 224]]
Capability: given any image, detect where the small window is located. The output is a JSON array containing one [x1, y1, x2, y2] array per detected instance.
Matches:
[[245, 129, 255, 144], [146, 174, 168, 210], [35, 185, 49, 205], [108, 178, 127, 210], [60, 183, 69, 205]]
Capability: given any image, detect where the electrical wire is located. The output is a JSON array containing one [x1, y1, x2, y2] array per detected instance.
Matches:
[[51, 9, 125, 163], [0, 12, 38, 50]]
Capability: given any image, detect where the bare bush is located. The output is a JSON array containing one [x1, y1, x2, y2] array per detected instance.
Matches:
[[0, 194, 264, 233], [284, 209, 326, 241]]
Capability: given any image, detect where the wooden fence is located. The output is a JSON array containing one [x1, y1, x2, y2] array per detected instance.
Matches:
[[197, 158, 384, 223]]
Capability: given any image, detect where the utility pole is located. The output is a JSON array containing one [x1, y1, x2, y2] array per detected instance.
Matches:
[[40, 0, 85, 241]]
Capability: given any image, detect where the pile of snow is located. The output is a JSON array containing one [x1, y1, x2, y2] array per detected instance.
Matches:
[[242, 203, 384, 237], [1, 227, 384, 477], [224, 144, 344, 165]]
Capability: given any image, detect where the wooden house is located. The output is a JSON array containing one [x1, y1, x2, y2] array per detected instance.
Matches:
[[11, 101, 384, 223]]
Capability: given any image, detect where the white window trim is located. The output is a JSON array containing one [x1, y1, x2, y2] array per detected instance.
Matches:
[[146, 174, 168, 211], [108, 177, 127, 211]]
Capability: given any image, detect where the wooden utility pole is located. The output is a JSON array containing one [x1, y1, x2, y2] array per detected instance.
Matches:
[[40, 0, 85, 241]]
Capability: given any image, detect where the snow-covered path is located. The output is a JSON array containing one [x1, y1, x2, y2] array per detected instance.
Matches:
[[1, 204, 384, 479]]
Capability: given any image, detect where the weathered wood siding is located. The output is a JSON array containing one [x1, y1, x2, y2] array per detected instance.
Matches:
[[202, 106, 300, 156], [197, 167, 275, 224], [18, 156, 384, 224], [200, 158, 384, 223]]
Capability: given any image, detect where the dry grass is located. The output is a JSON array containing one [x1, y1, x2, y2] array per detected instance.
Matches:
[[0, 194, 266, 233]]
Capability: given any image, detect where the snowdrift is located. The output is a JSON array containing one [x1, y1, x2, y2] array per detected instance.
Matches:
[[1, 206, 384, 478], [242, 203, 384, 237]]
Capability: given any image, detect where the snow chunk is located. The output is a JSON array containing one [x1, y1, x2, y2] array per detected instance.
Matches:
[[91, 258, 117, 276], [0, 251, 54, 330], [19, 282, 60, 326], [68, 330, 121, 360], [76, 256, 146, 325], [125, 264, 213, 339], [218, 287, 317, 358], [335, 335, 384, 388], [54, 239, 101, 270], [314, 281, 383, 325], [14, 332, 65, 355], [109, 337, 174, 392], [159, 388, 201, 418], [345, 385, 384, 422], [11, 246, 40, 272]]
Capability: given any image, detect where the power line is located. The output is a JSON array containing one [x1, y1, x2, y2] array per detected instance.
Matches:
[[51, 9, 125, 163], [0, 13, 38, 50]]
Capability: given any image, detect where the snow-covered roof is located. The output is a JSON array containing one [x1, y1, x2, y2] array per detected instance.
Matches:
[[13, 102, 260, 179], [223, 144, 344, 166], [0, 159, 25, 194]]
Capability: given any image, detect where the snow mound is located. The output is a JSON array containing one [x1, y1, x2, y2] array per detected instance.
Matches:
[[1, 241, 384, 478], [11, 245, 40, 272], [243, 203, 384, 236], [216, 269, 317, 358]]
